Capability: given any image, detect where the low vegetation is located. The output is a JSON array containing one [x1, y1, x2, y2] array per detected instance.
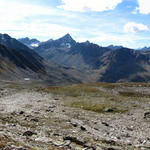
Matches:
[[36, 82, 150, 113], [119, 91, 150, 98], [40, 84, 101, 97], [66, 101, 127, 113]]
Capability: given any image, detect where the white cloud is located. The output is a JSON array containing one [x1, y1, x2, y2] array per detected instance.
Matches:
[[0, 0, 82, 42], [0, 0, 54, 22], [136, 0, 150, 14], [77, 33, 135, 47], [0, 20, 79, 40], [76, 27, 150, 48], [124, 22, 148, 33], [58, 0, 123, 12], [0, 0, 73, 40]]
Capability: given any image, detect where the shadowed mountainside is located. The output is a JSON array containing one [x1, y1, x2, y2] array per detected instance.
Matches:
[[0, 34, 81, 84], [31, 34, 150, 83]]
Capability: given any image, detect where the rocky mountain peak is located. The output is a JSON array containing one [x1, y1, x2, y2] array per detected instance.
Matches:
[[0, 33, 11, 41], [57, 33, 76, 44], [62, 33, 73, 39]]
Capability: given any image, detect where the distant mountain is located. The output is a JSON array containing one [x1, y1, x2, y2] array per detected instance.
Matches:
[[0, 43, 45, 80], [0, 33, 80, 84], [0, 34, 44, 73], [97, 48, 150, 82], [107, 45, 124, 50], [18, 37, 40, 49], [34, 34, 110, 70], [138, 46, 150, 51], [33, 34, 150, 83], [38, 33, 76, 51]]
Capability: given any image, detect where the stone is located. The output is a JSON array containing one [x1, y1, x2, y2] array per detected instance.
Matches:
[[80, 126, 87, 131], [35, 137, 50, 143], [49, 105, 56, 109], [64, 140, 71, 146], [52, 140, 66, 146], [71, 122, 78, 127], [104, 108, 114, 113], [23, 131, 37, 136], [102, 122, 109, 127], [144, 112, 150, 120], [64, 136, 85, 146], [19, 111, 25, 115], [31, 118, 39, 122]]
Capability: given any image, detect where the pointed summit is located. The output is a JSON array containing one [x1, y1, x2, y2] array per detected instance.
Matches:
[[57, 33, 76, 44], [63, 33, 73, 39]]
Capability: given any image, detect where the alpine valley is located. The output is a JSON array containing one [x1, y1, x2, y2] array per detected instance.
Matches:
[[0, 33, 150, 84], [19, 33, 150, 83]]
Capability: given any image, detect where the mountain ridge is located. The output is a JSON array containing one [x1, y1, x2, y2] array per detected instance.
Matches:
[[29, 34, 150, 83], [6, 33, 150, 83], [0, 33, 81, 84], [18, 37, 40, 49]]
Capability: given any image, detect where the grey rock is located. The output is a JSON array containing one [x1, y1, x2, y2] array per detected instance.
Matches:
[[52, 141, 63, 146], [80, 126, 87, 131], [31, 118, 39, 122], [144, 112, 150, 120], [19, 111, 25, 115], [102, 122, 109, 127], [23, 131, 37, 136], [35, 137, 51, 143], [104, 108, 114, 113], [64, 136, 85, 146], [49, 105, 56, 109], [71, 122, 78, 127]]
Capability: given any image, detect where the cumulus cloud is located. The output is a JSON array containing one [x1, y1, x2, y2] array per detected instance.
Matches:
[[135, 0, 150, 14], [124, 22, 148, 33], [58, 0, 123, 12]]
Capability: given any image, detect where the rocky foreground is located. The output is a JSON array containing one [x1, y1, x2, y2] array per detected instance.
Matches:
[[0, 82, 150, 150]]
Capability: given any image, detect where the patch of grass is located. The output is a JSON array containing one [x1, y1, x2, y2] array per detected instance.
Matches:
[[88, 83, 119, 89], [40, 84, 101, 97], [66, 101, 127, 114], [86, 82, 150, 89], [119, 91, 150, 98]]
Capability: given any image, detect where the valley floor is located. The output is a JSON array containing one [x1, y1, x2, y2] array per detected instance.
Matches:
[[0, 81, 150, 150]]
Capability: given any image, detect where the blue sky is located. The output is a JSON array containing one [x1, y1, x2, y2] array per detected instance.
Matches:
[[0, 0, 150, 48]]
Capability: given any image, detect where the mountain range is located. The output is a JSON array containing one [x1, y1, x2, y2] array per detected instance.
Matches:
[[0, 34, 80, 84], [18, 37, 40, 49], [138, 46, 150, 51], [0, 33, 150, 83], [19, 33, 150, 83]]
